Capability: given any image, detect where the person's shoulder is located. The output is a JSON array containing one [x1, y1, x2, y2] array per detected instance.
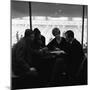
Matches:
[[48, 38, 55, 45], [17, 38, 26, 48], [19, 37, 25, 43], [50, 37, 55, 41], [41, 35, 45, 39], [73, 39, 82, 47], [41, 35, 45, 37], [74, 39, 81, 44]]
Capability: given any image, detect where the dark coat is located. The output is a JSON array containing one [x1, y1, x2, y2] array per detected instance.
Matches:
[[67, 39, 84, 77], [46, 37, 69, 83], [47, 37, 68, 53], [12, 37, 35, 75]]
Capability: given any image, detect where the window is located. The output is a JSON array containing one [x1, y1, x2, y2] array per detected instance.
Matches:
[[12, 1, 87, 46]]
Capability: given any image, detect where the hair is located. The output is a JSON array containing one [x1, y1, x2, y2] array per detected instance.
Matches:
[[65, 30, 74, 38], [24, 29, 33, 38], [52, 28, 60, 36], [33, 28, 41, 40], [33, 28, 40, 35]]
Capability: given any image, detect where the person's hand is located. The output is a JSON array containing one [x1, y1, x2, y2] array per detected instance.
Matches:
[[28, 67, 38, 76], [60, 50, 65, 54], [39, 47, 48, 52], [39, 49, 43, 53], [42, 47, 48, 51], [56, 50, 66, 55], [30, 67, 37, 71]]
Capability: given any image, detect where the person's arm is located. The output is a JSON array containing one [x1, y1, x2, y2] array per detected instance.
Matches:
[[78, 44, 85, 62], [16, 44, 30, 71]]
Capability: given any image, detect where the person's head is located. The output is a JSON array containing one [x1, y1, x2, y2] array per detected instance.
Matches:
[[24, 29, 34, 41], [34, 28, 41, 39], [65, 30, 74, 43], [52, 28, 61, 38]]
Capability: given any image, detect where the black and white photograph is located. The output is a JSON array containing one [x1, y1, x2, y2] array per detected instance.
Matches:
[[11, 0, 88, 89]]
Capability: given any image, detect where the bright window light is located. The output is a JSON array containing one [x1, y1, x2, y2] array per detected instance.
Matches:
[[59, 17, 68, 20], [48, 17, 68, 21], [22, 16, 29, 20], [35, 16, 46, 20], [72, 17, 82, 21]]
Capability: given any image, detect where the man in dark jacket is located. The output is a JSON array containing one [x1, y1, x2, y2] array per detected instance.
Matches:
[[46, 28, 69, 85], [65, 30, 84, 79], [12, 29, 37, 76]]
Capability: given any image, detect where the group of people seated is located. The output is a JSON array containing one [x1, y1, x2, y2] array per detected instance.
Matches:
[[12, 27, 86, 88]]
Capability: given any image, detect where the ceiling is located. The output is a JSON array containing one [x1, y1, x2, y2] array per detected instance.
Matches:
[[11, 0, 87, 19]]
